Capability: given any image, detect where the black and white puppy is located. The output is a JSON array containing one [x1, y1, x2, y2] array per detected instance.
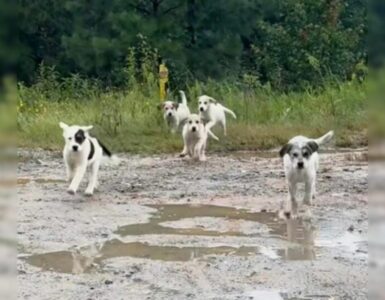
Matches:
[[279, 130, 334, 215], [59, 122, 117, 196]]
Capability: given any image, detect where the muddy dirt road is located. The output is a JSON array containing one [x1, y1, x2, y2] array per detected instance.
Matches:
[[17, 149, 367, 300]]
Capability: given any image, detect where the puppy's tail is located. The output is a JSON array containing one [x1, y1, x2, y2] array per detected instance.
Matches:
[[98, 140, 121, 166], [314, 130, 334, 146], [223, 107, 237, 119], [179, 90, 188, 106]]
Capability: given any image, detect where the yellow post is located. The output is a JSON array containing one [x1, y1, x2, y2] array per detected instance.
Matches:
[[159, 61, 169, 101]]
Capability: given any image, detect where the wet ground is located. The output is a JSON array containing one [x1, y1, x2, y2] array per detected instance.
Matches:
[[17, 149, 368, 299]]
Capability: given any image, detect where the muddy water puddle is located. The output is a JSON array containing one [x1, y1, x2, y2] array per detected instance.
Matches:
[[23, 204, 317, 274], [116, 204, 314, 243], [25, 239, 260, 274]]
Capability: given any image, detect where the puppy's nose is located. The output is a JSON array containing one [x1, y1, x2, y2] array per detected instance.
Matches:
[[72, 145, 79, 152], [200, 107, 204, 112], [297, 162, 304, 169], [192, 127, 196, 132], [168, 112, 172, 117]]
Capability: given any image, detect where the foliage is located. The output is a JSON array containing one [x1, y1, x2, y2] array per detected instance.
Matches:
[[13, 0, 367, 90]]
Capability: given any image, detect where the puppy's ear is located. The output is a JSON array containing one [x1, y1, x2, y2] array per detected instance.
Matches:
[[279, 143, 292, 157], [307, 141, 319, 153], [172, 102, 179, 110], [82, 125, 93, 131], [157, 103, 165, 110], [59, 122, 68, 130], [208, 97, 217, 104]]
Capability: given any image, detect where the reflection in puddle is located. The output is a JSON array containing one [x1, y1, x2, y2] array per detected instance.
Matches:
[[25, 239, 259, 274], [24, 204, 318, 274], [278, 219, 316, 260]]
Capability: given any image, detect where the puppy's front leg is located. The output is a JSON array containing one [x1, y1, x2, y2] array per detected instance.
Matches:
[[288, 182, 298, 216], [195, 141, 206, 161], [85, 161, 100, 196], [179, 145, 188, 157], [311, 180, 316, 200], [303, 180, 313, 206], [180, 134, 189, 157], [68, 164, 87, 195], [65, 163, 75, 182]]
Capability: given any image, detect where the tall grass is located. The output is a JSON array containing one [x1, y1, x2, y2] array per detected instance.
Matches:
[[16, 66, 367, 154]]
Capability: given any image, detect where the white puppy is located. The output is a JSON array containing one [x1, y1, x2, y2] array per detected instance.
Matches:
[[59, 122, 117, 196], [198, 95, 237, 140], [180, 114, 208, 161], [279, 130, 334, 216], [159, 90, 190, 133]]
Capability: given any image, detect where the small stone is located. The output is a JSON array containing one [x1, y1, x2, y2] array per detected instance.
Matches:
[[104, 280, 113, 285], [347, 225, 354, 232]]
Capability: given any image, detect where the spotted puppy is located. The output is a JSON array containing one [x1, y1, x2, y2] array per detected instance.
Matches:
[[159, 90, 190, 133], [180, 114, 208, 161], [279, 130, 334, 215], [198, 95, 236, 141], [59, 122, 117, 196]]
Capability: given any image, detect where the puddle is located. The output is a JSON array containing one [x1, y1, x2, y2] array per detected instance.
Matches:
[[117, 205, 317, 261], [24, 239, 259, 274], [316, 232, 366, 256], [117, 204, 314, 242], [23, 205, 318, 274], [17, 178, 65, 185]]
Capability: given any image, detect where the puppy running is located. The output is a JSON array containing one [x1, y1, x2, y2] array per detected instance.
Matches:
[[180, 114, 208, 161], [159, 90, 190, 133], [59, 122, 117, 196], [279, 130, 334, 216], [198, 95, 236, 141]]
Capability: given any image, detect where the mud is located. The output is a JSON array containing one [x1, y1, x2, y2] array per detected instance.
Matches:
[[17, 148, 368, 299]]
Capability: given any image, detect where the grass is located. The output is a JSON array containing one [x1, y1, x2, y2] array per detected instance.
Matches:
[[16, 73, 367, 154]]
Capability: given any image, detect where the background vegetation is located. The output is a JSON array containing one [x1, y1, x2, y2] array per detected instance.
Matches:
[[13, 0, 367, 90], [16, 64, 367, 153], [10, 0, 368, 153]]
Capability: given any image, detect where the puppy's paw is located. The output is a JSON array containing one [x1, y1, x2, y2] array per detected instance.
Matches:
[[199, 156, 207, 162], [84, 191, 94, 197], [283, 211, 291, 219], [67, 188, 76, 195]]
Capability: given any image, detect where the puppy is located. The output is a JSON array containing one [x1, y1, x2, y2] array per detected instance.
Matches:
[[59, 122, 117, 196], [198, 95, 237, 140], [159, 90, 190, 133], [279, 130, 334, 216], [180, 114, 208, 161]]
